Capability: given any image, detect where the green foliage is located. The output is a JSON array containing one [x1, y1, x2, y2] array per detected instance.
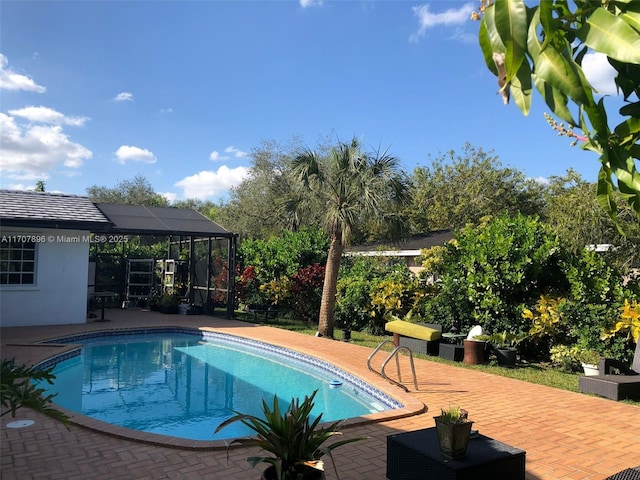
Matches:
[[524, 295, 568, 343], [432, 213, 567, 334], [549, 344, 581, 373], [238, 227, 329, 283], [369, 266, 417, 318], [408, 143, 543, 232], [335, 257, 414, 334], [214, 390, 366, 480], [0, 359, 68, 425], [438, 405, 470, 424], [603, 299, 640, 343], [476, 0, 640, 221], [86, 174, 169, 206], [540, 170, 640, 270], [484, 331, 528, 349]]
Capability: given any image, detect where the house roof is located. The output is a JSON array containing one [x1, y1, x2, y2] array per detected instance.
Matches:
[[0, 190, 112, 231], [0, 190, 233, 238], [345, 230, 454, 256]]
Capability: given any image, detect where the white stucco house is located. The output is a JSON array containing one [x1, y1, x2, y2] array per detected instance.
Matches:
[[0, 190, 113, 327], [0, 190, 236, 328]]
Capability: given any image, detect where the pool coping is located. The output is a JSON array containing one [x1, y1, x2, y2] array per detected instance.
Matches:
[[33, 325, 426, 450]]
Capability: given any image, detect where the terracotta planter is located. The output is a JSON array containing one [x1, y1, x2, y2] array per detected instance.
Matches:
[[433, 416, 474, 460], [463, 339, 487, 365]]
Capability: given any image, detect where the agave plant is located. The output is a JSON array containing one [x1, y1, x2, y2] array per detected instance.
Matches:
[[214, 389, 366, 480]]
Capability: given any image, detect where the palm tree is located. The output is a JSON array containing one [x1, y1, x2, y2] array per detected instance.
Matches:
[[290, 138, 409, 338]]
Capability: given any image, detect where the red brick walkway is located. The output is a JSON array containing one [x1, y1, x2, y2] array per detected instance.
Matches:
[[2, 310, 638, 479]]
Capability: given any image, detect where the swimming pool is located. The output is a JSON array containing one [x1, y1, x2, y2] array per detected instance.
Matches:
[[39, 329, 401, 441]]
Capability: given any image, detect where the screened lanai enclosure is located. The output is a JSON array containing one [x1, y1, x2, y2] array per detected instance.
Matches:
[[89, 204, 237, 318]]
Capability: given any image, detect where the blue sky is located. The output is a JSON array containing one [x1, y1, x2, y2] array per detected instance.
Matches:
[[0, 1, 621, 203]]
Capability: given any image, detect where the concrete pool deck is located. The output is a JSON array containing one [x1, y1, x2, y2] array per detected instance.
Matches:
[[1, 309, 639, 479]]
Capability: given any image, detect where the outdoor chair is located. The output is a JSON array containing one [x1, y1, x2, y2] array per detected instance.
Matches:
[[578, 340, 640, 401]]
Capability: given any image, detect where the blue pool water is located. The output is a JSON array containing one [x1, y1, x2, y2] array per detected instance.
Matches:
[[40, 330, 398, 441]]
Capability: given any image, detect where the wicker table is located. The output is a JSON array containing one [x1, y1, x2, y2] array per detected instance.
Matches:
[[387, 427, 525, 480]]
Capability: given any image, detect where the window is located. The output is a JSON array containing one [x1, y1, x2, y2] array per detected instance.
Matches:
[[0, 239, 36, 285]]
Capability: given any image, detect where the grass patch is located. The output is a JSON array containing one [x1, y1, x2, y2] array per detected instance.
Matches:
[[239, 314, 639, 407]]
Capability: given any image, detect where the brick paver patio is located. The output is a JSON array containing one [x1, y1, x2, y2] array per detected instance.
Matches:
[[2, 309, 638, 479]]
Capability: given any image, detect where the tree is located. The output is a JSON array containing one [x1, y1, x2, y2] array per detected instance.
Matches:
[[475, 0, 640, 223], [34, 180, 45, 192], [86, 174, 169, 206], [408, 143, 543, 231], [290, 138, 410, 338], [541, 169, 640, 269], [216, 138, 320, 240]]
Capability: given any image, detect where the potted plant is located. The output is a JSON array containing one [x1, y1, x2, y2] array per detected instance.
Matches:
[[484, 331, 527, 367], [576, 349, 601, 376], [433, 405, 474, 460], [157, 292, 180, 314], [335, 314, 354, 342], [214, 390, 366, 480]]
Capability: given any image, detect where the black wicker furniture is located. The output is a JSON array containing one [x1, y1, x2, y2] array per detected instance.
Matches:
[[439, 343, 465, 362], [387, 427, 525, 480], [579, 341, 640, 401], [605, 466, 640, 480], [385, 321, 443, 356]]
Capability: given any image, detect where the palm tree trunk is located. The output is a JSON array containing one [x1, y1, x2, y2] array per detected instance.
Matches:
[[317, 235, 344, 338]]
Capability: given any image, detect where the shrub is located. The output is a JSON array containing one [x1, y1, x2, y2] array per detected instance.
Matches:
[[289, 264, 325, 323], [427, 213, 568, 334]]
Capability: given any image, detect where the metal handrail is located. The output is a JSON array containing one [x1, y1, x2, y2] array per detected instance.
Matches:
[[367, 340, 418, 392]]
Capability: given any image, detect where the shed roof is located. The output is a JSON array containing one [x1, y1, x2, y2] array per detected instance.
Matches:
[[95, 203, 232, 237], [0, 190, 233, 238], [345, 230, 454, 256]]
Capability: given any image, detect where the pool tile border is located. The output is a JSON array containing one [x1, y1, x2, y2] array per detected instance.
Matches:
[[35, 326, 423, 450]]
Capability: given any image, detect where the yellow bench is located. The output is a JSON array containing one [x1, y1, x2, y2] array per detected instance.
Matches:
[[385, 320, 442, 356]]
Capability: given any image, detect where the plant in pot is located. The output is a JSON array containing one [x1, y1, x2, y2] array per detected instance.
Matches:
[[484, 331, 527, 367], [433, 405, 474, 460], [214, 390, 366, 480], [576, 349, 601, 376], [334, 312, 354, 342], [157, 292, 180, 314]]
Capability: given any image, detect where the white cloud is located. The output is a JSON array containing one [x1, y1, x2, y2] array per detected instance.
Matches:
[[300, 0, 322, 7], [113, 91, 134, 102], [0, 112, 92, 177], [9, 106, 89, 127], [160, 107, 173, 113], [0, 54, 46, 93], [115, 145, 157, 164], [159, 191, 178, 204], [224, 146, 248, 158], [410, 3, 475, 42], [175, 165, 250, 199], [582, 52, 618, 96], [210, 146, 248, 161], [8, 183, 40, 190]]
